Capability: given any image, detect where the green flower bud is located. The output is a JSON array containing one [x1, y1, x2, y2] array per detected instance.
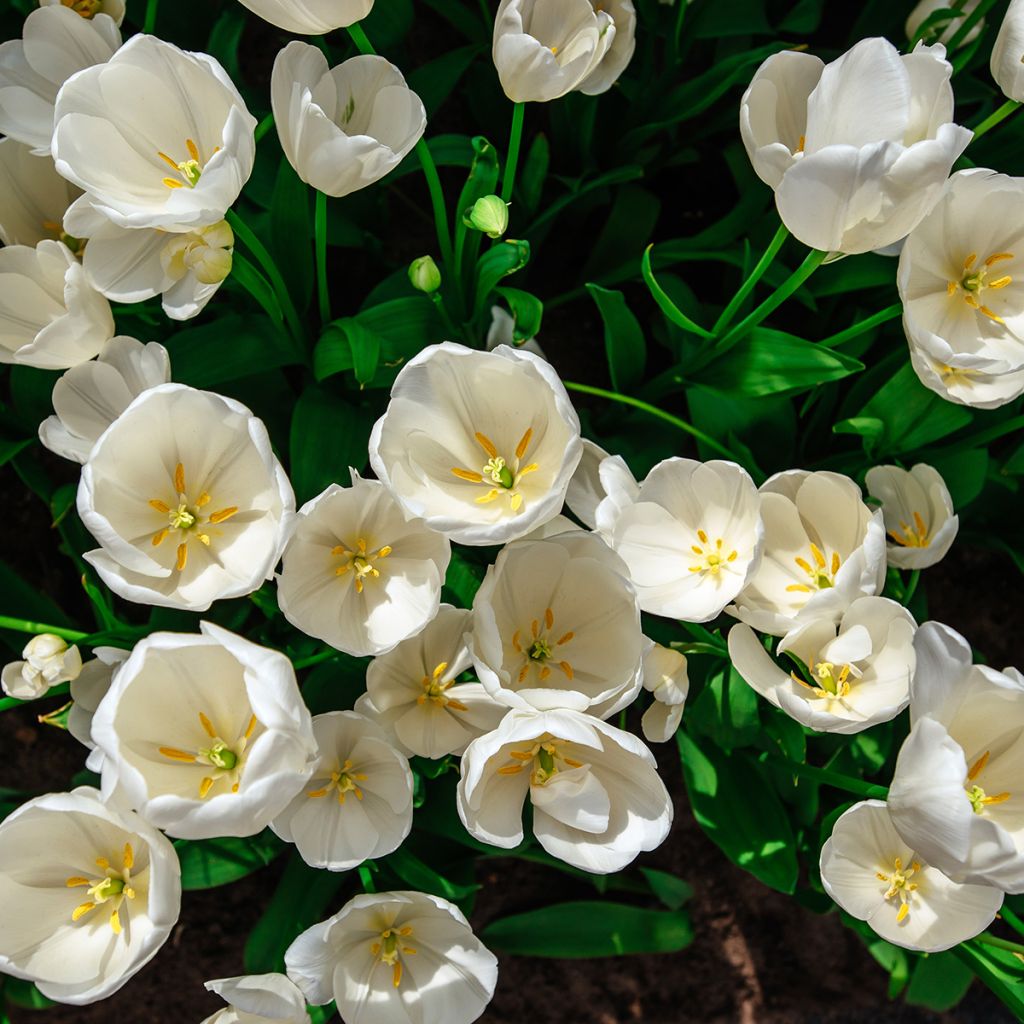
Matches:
[[463, 195, 509, 239], [408, 255, 442, 294]]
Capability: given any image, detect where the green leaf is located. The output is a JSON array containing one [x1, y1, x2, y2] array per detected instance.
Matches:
[[494, 286, 543, 342], [229, 253, 284, 325], [642, 245, 713, 338], [474, 239, 530, 317], [689, 664, 761, 752], [322, 318, 382, 387], [929, 448, 989, 507], [867, 937, 910, 999], [638, 868, 694, 911], [481, 901, 693, 957], [383, 847, 479, 902], [270, 158, 314, 313], [0, 558, 71, 629], [519, 131, 550, 214], [176, 831, 284, 890], [677, 730, 798, 893], [905, 951, 976, 1011], [407, 44, 480, 116], [694, 327, 863, 397], [587, 283, 647, 392], [955, 941, 1024, 1017], [289, 388, 372, 502], [444, 551, 485, 608], [2, 980, 55, 1010], [0, 438, 32, 469], [456, 136, 500, 224]]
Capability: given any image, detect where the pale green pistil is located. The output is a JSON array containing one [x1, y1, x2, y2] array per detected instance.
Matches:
[[528, 638, 552, 662], [202, 741, 238, 771]]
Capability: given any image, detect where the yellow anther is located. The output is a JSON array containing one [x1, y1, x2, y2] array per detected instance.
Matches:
[[199, 777, 215, 799], [475, 432, 499, 458], [810, 543, 826, 568], [452, 467, 484, 483], [152, 528, 168, 547], [159, 746, 197, 763], [66, 876, 91, 888], [176, 543, 188, 571], [199, 712, 217, 738], [150, 499, 171, 514], [208, 506, 238, 524], [516, 428, 533, 460], [968, 750, 991, 781], [544, 607, 554, 630], [174, 462, 186, 494], [72, 901, 96, 921]]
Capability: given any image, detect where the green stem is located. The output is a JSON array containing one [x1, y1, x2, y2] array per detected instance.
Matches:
[[430, 292, 461, 338], [973, 933, 1024, 956], [315, 190, 330, 326], [972, 99, 1023, 140], [819, 303, 902, 348], [563, 381, 747, 464], [358, 863, 377, 893], [346, 22, 376, 55], [713, 223, 789, 335], [1000, 904, 1024, 938], [294, 648, 340, 671], [760, 753, 890, 800], [142, 0, 159, 33], [673, 642, 730, 658], [417, 140, 456, 272], [902, 569, 921, 606], [0, 616, 88, 642], [718, 248, 828, 351], [501, 103, 526, 203], [0, 682, 70, 714], [948, 0, 1000, 53], [226, 210, 307, 350], [254, 112, 275, 144]]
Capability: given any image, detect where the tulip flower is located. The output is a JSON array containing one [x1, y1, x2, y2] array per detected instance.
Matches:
[[607, 457, 764, 622], [1, 633, 82, 700], [272, 43, 425, 199], [67, 646, 128, 770], [53, 35, 256, 232], [272, 712, 414, 871], [236, 0, 374, 34], [728, 470, 887, 637], [899, 168, 1024, 409], [0, 140, 80, 247], [39, 336, 170, 463], [370, 342, 582, 545], [41, 0, 126, 26], [906, 0, 983, 47], [459, 709, 672, 873], [77, 383, 295, 611], [90, 622, 317, 840], [888, 622, 1024, 891], [865, 464, 959, 569], [0, 4, 120, 155], [640, 642, 689, 744], [729, 597, 916, 734], [470, 531, 644, 717], [740, 38, 971, 254], [202, 974, 311, 1024], [820, 800, 1002, 952], [354, 604, 507, 759], [0, 787, 180, 1005], [0, 239, 114, 369], [277, 474, 450, 658], [286, 890, 498, 1024], [564, 438, 639, 535], [992, 0, 1024, 101]]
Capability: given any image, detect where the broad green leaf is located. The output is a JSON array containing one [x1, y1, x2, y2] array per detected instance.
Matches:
[[642, 245, 713, 338], [289, 388, 372, 502], [677, 730, 798, 893], [519, 131, 550, 214], [176, 831, 284, 890], [689, 664, 761, 752], [587, 283, 647, 392], [444, 551, 485, 608], [270, 157, 314, 312], [638, 868, 694, 911], [0, 558, 71, 629], [955, 941, 1024, 1017], [481, 901, 693, 957], [383, 847, 479, 902], [2, 981, 55, 1010], [905, 951, 976, 1011], [866, 937, 911, 999], [228, 254, 284, 326], [0, 438, 31, 468], [474, 239, 530, 317], [321, 318, 382, 387], [581, 184, 661, 284], [929, 448, 989, 507], [408, 45, 480, 116], [494, 286, 543, 342]]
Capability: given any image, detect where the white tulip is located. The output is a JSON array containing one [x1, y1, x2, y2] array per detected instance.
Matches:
[[728, 596, 916, 734], [728, 470, 887, 637], [888, 622, 1024, 891], [907, 0, 983, 47], [236, 0, 373, 34], [470, 531, 643, 717], [77, 383, 295, 611], [740, 38, 971, 254], [492, 0, 621, 103], [277, 475, 449, 658], [820, 800, 1002, 952], [0, 239, 113, 370], [90, 622, 316, 840], [369, 342, 583, 546], [564, 437, 639, 535], [992, 0, 1024, 101], [39, 1, 126, 27], [39, 336, 170, 463], [67, 646, 128, 771], [459, 708, 672, 873], [354, 605, 507, 759], [0, 140, 80, 247], [0, 5, 120, 155], [272, 43, 425, 200], [1, 633, 82, 700], [640, 642, 689, 744], [865, 464, 959, 569], [53, 35, 256, 232], [0, 787, 180, 1005], [285, 890, 498, 1024], [899, 168, 1024, 409], [271, 712, 413, 871], [201, 973, 311, 1024], [575, 0, 636, 95], [607, 457, 763, 622]]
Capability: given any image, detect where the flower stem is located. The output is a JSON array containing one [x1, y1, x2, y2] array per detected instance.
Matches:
[[563, 381, 749, 464], [294, 648, 340, 671], [971, 99, 1022, 140], [713, 223, 789, 334], [315, 190, 330, 326], [226, 209, 307, 350], [717, 247, 829, 352], [417, 140, 455, 271], [902, 570, 921, 606], [0, 682, 70, 714], [759, 753, 890, 800], [973, 933, 1024, 957], [358, 863, 377, 893], [346, 22, 376, 55], [999, 904, 1024, 938], [949, 0, 1001, 54], [0, 616, 88, 642], [819, 303, 902, 348], [142, 0, 159, 33], [254, 112, 275, 144], [501, 102, 526, 203]]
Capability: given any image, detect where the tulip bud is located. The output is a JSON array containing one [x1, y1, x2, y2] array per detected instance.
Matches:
[[408, 255, 442, 294], [463, 195, 509, 239], [2, 633, 83, 700]]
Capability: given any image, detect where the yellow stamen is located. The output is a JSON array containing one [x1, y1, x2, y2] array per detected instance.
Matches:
[[559, 661, 574, 680], [810, 542, 826, 568], [557, 631, 574, 645], [516, 428, 533, 460], [163, 177, 184, 189], [199, 777, 215, 799], [72, 901, 96, 921], [150, 499, 170, 514], [245, 714, 258, 740], [199, 712, 217, 738], [208, 506, 238, 524], [159, 746, 197, 763], [896, 903, 909, 923], [544, 607, 554, 630], [475, 489, 500, 504], [986, 252, 1014, 265], [110, 909, 122, 934], [174, 463, 186, 494], [152, 528, 168, 547], [475, 432, 498, 459], [393, 962, 402, 988], [66, 876, 91, 888], [176, 543, 188, 571], [451, 467, 484, 483], [186, 138, 200, 162], [123, 843, 133, 871]]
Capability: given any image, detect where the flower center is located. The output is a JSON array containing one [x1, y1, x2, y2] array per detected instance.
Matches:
[[307, 758, 368, 804], [786, 542, 841, 594], [158, 138, 218, 190], [67, 842, 137, 935], [689, 529, 739, 577], [450, 429, 539, 514], [498, 736, 584, 786], [875, 855, 920, 923], [161, 220, 234, 286], [371, 925, 417, 988], [60, 0, 103, 16], [510, 607, 575, 685], [888, 510, 930, 549], [332, 538, 392, 594], [965, 750, 1011, 815], [415, 661, 469, 712], [148, 462, 239, 573], [947, 251, 1013, 324], [158, 710, 258, 799]]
